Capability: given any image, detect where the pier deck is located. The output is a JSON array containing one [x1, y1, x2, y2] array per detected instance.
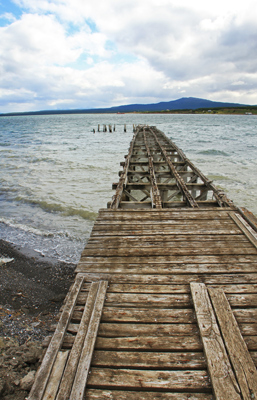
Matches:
[[29, 126, 257, 400]]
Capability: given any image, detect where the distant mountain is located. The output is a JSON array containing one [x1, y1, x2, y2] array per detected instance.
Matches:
[[103, 97, 249, 113], [0, 97, 253, 116]]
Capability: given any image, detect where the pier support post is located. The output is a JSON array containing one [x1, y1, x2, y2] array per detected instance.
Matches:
[[109, 125, 112, 132], [114, 124, 116, 132], [124, 124, 127, 132], [98, 124, 100, 132]]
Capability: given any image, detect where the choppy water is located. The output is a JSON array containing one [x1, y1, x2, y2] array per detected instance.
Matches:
[[0, 113, 256, 263]]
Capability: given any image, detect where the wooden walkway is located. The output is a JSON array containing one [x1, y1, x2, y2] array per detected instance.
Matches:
[[29, 126, 257, 400]]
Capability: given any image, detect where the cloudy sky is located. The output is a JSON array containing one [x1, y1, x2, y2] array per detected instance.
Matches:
[[0, 0, 257, 112]]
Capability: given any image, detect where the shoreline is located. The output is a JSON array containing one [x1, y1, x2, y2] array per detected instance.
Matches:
[[0, 239, 76, 399], [0, 238, 76, 343]]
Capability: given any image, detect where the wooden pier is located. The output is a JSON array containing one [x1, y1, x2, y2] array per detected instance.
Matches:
[[29, 126, 257, 400]]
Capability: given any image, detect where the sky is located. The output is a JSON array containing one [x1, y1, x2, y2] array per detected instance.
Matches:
[[0, 0, 257, 113]]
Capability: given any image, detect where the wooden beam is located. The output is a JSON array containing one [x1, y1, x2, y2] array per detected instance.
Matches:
[[209, 288, 257, 400], [28, 275, 85, 400], [190, 282, 241, 400], [69, 281, 108, 400]]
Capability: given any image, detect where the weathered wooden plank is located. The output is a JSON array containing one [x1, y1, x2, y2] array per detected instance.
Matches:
[[98, 207, 232, 215], [85, 389, 213, 400], [239, 324, 257, 336], [55, 282, 100, 400], [207, 284, 257, 293], [72, 307, 195, 323], [95, 283, 191, 293], [88, 234, 247, 244], [76, 272, 257, 284], [101, 307, 195, 323], [81, 282, 257, 294], [82, 244, 256, 257], [51, 334, 257, 352], [143, 130, 162, 208], [227, 293, 257, 307], [244, 336, 257, 351], [42, 351, 69, 400], [87, 236, 247, 245], [230, 212, 257, 249], [92, 221, 238, 229], [209, 288, 257, 400], [97, 212, 231, 219], [87, 368, 211, 391], [68, 322, 199, 336], [77, 262, 257, 275], [233, 308, 257, 323], [69, 281, 108, 400], [90, 228, 241, 236], [28, 275, 84, 400], [104, 293, 192, 305], [190, 282, 241, 400], [91, 350, 206, 369], [79, 254, 257, 264], [77, 292, 192, 307]]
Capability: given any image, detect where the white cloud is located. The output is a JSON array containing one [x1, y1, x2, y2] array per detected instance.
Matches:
[[0, 0, 257, 112]]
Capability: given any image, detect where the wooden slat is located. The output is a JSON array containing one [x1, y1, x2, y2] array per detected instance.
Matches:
[[87, 368, 211, 391], [56, 282, 100, 400], [77, 292, 192, 307], [77, 262, 257, 275], [42, 351, 69, 400], [230, 212, 257, 249], [85, 390, 213, 399], [190, 282, 241, 400], [68, 322, 199, 336], [81, 282, 257, 294], [95, 307, 195, 323], [82, 244, 256, 256], [209, 288, 257, 399], [91, 350, 206, 369], [28, 275, 85, 400], [69, 281, 108, 400], [77, 272, 257, 284]]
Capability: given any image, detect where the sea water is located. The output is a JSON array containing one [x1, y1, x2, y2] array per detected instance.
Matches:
[[0, 113, 256, 264]]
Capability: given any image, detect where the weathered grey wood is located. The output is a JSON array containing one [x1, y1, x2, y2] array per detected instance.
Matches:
[[76, 261, 257, 275], [143, 129, 162, 208], [46, 334, 257, 352], [209, 288, 257, 400], [42, 351, 69, 400], [76, 272, 257, 284], [98, 208, 232, 216], [55, 282, 100, 400], [110, 130, 138, 209], [77, 292, 192, 307], [82, 244, 255, 257], [233, 308, 257, 323], [68, 322, 199, 336], [87, 368, 211, 391], [93, 307, 196, 323], [91, 350, 206, 369], [69, 280, 108, 400], [230, 212, 257, 249], [28, 275, 85, 400], [190, 282, 241, 400], [85, 390, 213, 399], [150, 128, 199, 208]]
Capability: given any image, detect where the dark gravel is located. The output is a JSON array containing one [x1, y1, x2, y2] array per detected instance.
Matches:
[[0, 239, 76, 400]]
